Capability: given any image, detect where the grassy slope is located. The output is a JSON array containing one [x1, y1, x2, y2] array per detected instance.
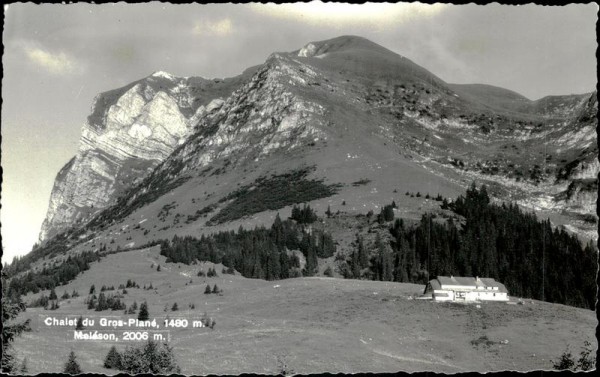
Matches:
[[14, 246, 596, 374]]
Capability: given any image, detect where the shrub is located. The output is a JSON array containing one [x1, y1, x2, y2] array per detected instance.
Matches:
[[552, 342, 595, 371]]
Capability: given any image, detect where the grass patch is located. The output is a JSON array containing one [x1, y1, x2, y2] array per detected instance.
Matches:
[[207, 167, 341, 225]]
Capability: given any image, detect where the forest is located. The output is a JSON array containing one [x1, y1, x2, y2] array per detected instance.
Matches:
[[160, 205, 336, 280], [344, 184, 597, 310]]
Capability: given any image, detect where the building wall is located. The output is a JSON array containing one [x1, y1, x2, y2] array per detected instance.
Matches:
[[433, 289, 508, 302], [433, 289, 454, 301]]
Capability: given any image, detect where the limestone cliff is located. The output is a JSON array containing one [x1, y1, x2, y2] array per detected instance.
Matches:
[[39, 72, 234, 241]]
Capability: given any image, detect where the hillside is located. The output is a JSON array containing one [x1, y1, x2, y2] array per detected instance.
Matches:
[[11, 246, 596, 374]]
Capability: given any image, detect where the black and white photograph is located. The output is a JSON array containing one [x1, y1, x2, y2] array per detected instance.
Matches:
[[1, 2, 597, 375]]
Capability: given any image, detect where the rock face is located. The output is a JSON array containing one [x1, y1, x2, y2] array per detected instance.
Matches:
[[39, 73, 231, 241]]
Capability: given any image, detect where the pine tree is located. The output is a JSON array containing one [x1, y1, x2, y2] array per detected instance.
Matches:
[[138, 301, 149, 321], [212, 284, 220, 294], [87, 297, 96, 310], [63, 351, 82, 374], [156, 265, 161, 272], [96, 292, 108, 311], [204, 285, 212, 294], [76, 316, 85, 330], [171, 303, 178, 311], [357, 235, 368, 269], [104, 345, 122, 369], [89, 284, 95, 295], [49, 288, 57, 300]]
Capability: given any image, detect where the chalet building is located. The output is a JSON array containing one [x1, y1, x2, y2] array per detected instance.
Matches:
[[423, 276, 509, 302]]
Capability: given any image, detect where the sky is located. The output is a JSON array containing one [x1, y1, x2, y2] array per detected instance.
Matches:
[[1, 2, 597, 263]]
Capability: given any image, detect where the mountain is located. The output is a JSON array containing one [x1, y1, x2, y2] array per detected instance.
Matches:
[[33, 35, 596, 273], [36, 36, 598, 248], [39, 69, 257, 241]]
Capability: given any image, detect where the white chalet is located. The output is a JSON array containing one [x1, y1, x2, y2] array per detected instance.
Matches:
[[423, 276, 509, 302]]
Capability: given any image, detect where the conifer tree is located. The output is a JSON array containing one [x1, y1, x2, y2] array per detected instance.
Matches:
[[204, 285, 212, 294], [138, 301, 149, 321], [104, 345, 122, 369], [96, 292, 108, 311], [63, 351, 82, 374], [171, 303, 178, 311], [87, 297, 96, 310], [49, 288, 57, 300], [89, 284, 95, 295], [76, 316, 85, 330], [212, 284, 220, 294]]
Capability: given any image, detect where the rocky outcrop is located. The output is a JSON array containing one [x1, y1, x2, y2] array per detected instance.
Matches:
[[39, 73, 229, 241]]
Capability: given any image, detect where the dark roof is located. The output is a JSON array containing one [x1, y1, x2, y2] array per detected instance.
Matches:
[[429, 276, 509, 293], [429, 280, 441, 290]]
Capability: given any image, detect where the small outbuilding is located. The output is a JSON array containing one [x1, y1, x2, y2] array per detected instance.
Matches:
[[423, 276, 509, 302]]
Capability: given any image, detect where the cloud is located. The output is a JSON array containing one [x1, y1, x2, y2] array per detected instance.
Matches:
[[192, 18, 234, 36], [250, 1, 448, 29], [24, 46, 82, 75]]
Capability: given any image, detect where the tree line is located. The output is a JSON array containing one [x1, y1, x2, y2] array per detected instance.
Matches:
[[159, 210, 336, 280]]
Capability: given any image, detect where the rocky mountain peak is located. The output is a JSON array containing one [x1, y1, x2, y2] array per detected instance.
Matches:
[[150, 70, 177, 80], [297, 35, 393, 58]]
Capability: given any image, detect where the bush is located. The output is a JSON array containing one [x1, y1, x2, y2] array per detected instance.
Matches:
[[324, 266, 333, 277], [552, 342, 596, 371]]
